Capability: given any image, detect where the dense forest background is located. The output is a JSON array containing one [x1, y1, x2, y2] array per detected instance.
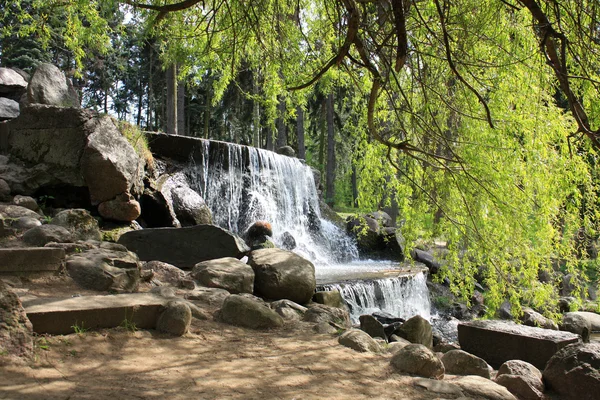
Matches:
[[2, 0, 600, 315]]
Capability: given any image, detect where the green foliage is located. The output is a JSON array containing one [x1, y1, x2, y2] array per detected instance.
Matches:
[[120, 318, 137, 333], [71, 321, 88, 335]]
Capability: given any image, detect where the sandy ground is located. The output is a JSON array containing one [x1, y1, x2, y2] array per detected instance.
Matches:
[[0, 319, 452, 400], [0, 275, 450, 400]]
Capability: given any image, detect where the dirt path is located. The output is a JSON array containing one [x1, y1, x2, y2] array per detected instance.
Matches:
[[0, 318, 448, 400]]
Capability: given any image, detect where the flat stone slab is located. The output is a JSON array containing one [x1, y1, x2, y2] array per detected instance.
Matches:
[[23, 293, 168, 334], [118, 224, 249, 269], [0, 247, 65, 273], [459, 320, 580, 369]]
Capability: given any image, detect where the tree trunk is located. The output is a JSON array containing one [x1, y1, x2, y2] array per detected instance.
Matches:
[[252, 76, 260, 148], [296, 105, 305, 159], [204, 73, 211, 139], [177, 79, 185, 135], [265, 126, 273, 150], [351, 165, 359, 208], [166, 63, 177, 135], [325, 93, 336, 207], [275, 96, 287, 149]]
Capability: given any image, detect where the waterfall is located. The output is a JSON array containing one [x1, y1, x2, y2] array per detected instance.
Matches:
[[185, 139, 358, 264], [319, 272, 431, 323]]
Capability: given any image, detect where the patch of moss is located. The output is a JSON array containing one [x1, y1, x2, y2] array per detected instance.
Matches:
[[117, 120, 154, 171]]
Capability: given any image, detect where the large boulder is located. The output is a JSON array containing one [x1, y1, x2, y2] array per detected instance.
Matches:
[[359, 314, 387, 340], [338, 329, 381, 353], [219, 294, 284, 329], [98, 193, 141, 222], [80, 117, 144, 204], [247, 248, 316, 304], [27, 63, 79, 107], [191, 257, 254, 294], [65, 243, 141, 292], [118, 225, 249, 269], [156, 301, 192, 336], [0, 280, 33, 360], [303, 304, 352, 328], [561, 312, 592, 342], [0, 67, 28, 101], [441, 349, 492, 379], [0, 98, 19, 120], [346, 214, 405, 261], [543, 343, 600, 400], [393, 315, 433, 348], [449, 375, 517, 400], [520, 307, 558, 330], [5, 105, 144, 207], [390, 343, 445, 379], [50, 209, 101, 241], [496, 360, 544, 400], [142, 261, 187, 287], [155, 172, 212, 227], [22, 224, 73, 246]]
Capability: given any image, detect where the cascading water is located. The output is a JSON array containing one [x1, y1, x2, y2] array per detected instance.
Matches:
[[185, 139, 358, 264], [319, 272, 431, 323], [180, 137, 431, 323]]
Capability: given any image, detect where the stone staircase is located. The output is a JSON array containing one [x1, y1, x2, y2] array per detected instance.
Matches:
[[0, 247, 65, 273], [22, 293, 168, 334]]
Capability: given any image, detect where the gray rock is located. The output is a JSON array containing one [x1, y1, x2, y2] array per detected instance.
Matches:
[[0, 204, 42, 220], [156, 301, 192, 336], [0, 280, 33, 359], [366, 211, 393, 227], [338, 328, 381, 353], [387, 337, 412, 354], [270, 299, 306, 320], [413, 378, 464, 396], [12, 195, 39, 212], [27, 63, 79, 107], [543, 343, 600, 400], [51, 209, 101, 241], [23, 224, 73, 246], [313, 321, 338, 334], [495, 374, 543, 400], [313, 290, 347, 309], [169, 179, 212, 226], [0, 98, 19, 120], [0, 178, 10, 201], [390, 343, 445, 379], [359, 314, 387, 340], [280, 231, 296, 250], [80, 116, 144, 204], [566, 311, 600, 331], [248, 248, 315, 304], [192, 257, 254, 294], [98, 193, 141, 222], [303, 304, 351, 328], [142, 261, 186, 287], [118, 225, 250, 269], [450, 375, 517, 400], [394, 314, 433, 348], [66, 247, 141, 292], [520, 307, 558, 330], [276, 145, 295, 157], [219, 294, 284, 330], [561, 312, 592, 342], [441, 349, 492, 378], [10, 217, 41, 232], [0, 67, 27, 96], [185, 287, 230, 307]]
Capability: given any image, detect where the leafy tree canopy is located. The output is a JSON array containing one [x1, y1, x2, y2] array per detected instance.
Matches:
[[3, 0, 600, 316]]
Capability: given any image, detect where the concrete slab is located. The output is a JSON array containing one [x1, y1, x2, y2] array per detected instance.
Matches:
[[458, 320, 580, 369], [0, 247, 65, 273], [23, 293, 168, 334]]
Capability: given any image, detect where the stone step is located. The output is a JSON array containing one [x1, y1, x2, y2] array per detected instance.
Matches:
[[23, 293, 168, 334], [458, 320, 580, 369], [0, 247, 65, 273]]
